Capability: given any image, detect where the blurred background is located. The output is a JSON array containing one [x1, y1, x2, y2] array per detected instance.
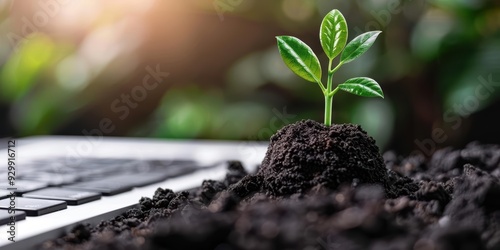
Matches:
[[0, 0, 499, 155]]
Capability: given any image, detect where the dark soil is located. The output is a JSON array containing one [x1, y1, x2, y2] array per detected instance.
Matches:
[[41, 120, 500, 250]]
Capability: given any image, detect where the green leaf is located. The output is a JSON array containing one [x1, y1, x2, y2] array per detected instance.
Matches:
[[320, 9, 348, 60], [338, 77, 384, 98], [276, 36, 322, 83], [340, 31, 381, 64]]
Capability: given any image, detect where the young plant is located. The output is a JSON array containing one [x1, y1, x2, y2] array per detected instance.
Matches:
[[276, 9, 383, 126]]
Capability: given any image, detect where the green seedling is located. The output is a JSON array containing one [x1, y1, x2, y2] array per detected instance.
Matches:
[[276, 9, 383, 126]]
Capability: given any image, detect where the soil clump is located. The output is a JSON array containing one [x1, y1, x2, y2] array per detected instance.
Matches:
[[41, 120, 500, 250]]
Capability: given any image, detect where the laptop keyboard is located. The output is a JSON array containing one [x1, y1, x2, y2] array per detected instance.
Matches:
[[0, 137, 268, 249], [0, 158, 202, 219]]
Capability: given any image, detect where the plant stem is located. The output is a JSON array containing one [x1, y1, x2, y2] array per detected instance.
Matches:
[[324, 92, 333, 126], [324, 60, 334, 126], [331, 61, 344, 75], [324, 60, 344, 126]]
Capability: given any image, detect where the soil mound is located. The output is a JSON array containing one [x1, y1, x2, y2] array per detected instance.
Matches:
[[258, 119, 391, 197], [39, 125, 500, 250]]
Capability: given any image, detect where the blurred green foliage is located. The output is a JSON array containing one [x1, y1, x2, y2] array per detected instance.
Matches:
[[0, 0, 499, 151]]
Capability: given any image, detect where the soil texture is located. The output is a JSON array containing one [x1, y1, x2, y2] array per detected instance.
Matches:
[[40, 120, 500, 250]]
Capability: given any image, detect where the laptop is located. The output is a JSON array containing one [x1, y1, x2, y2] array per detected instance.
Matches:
[[0, 136, 268, 249]]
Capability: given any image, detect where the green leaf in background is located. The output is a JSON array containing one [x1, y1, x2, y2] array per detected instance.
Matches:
[[338, 77, 384, 98], [340, 31, 381, 64], [276, 36, 322, 83], [320, 9, 348, 60]]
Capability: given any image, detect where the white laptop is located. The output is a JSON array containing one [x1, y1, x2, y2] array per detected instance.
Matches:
[[0, 136, 268, 249]]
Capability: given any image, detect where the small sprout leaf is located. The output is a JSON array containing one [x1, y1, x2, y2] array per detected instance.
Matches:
[[320, 9, 348, 60], [276, 36, 322, 83], [338, 77, 384, 98], [340, 31, 381, 64], [275, 9, 383, 126]]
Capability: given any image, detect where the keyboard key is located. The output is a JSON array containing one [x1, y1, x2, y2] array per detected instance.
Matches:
[[19, 173, 79, 186], [145, 162, 199, 176], [0, 197, 67, 216], [0, 180, 48, 194], [62, 168, 195, 195], [23, 188, 101, 205], [64, 178, 133, 196], [0, 210, 26, 225], [117, 172, 171, 187], [76, 168, 123, 181]]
